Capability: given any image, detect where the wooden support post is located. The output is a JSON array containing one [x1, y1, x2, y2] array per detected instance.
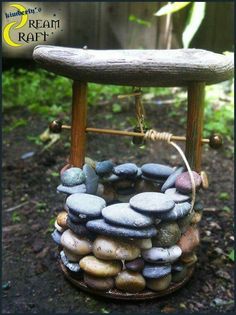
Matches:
[[185, 82, 205, 172], [69, 81, 87, 167]]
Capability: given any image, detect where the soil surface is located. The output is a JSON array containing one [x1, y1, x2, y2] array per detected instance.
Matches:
[[2, 99, 234, 314]]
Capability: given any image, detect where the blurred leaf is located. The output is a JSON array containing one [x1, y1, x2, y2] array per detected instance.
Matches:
[[228, 249, 234, 261], [129, 14, 151, 27], [182, 2, 206, 48], [112, 103, 122, 113], [154, 2, 190, 16], [222, 206, 231, 212], [218, 192, 230, 201]]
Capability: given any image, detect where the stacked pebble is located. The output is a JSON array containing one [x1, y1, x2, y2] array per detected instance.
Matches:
[[52, 159, 204, 293]]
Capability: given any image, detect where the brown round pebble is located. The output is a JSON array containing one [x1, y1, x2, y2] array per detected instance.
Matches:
[[180, 252, 198, 266], [146, 274, 172, 291], [115, 270, 146, 293], [125, 258, 145, 272], [177, 226, 200, 254], [57, 211, 68, 229], [84, 273, 115, 291]]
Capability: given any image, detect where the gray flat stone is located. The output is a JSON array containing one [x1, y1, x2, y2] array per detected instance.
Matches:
[[129, 192, 175, 214], [141, 163, 174, 180], [66, 217, 93, 237], [102, 203, 154, 228], [165, 188, 191, 203], [51, 229, 62, 245], [68, 211, 86, 223], [95, 160, 114, 176], [83, 164, 99, 194], [66, 193, 106, 219], [86, 219, 157, 239], [141, 175, 165, 185], [61, 167, 85, 187], [142, 245, 182, 264], [60, 250, 81, 273], [113, 163, 138, 178], [57, 184, 86, 195], [142, 264, 171, 279], [156, 202, 191, 221], [161, 166, 185, 192]]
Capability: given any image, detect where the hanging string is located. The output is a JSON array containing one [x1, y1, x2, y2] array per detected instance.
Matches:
[[144, 130, 196, 212]]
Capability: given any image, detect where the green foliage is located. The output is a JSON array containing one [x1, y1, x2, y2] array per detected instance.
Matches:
[[2, 68, 234, 140], [155, 2, 190, 16], [129, 14, 151, 27], [3, 118, 27, 133], [11, 211, 21, 223], [218, 192, 230, 201], [203, 80, 234, 139], [155, 2, 206, 48], [3, 68, 72, 120], [112, 103, 122, 113], [228, 249, 234, 262]]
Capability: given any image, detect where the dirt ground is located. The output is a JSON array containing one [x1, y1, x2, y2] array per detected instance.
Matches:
[[2, 98, 234, 314]]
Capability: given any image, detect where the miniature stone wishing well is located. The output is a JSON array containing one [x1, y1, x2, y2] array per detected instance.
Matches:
[[33, 46, 233, 300]]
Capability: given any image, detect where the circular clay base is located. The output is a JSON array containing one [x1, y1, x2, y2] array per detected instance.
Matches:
[[60, 260, 195, 300]]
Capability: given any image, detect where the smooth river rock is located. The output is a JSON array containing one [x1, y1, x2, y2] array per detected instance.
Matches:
[[86, 219, 157, 239], [61, 167, 85, 187], [63, 248, 82, 262], [152, 222, 181, 247], [142, 245, 182, 264], [132, 238, 152, 250], [83, 164, 99, 195], [125, 258, 145, 272], [177, 211, 195, 233], [115, 270, 146, 293], [54, 220, 65, 233], [56, 211, 68, 229], [60, 250, 82, 273], [142, 264, 171, 279], [96, 183, 117, 203], [84, 273, 115, 291], [171, 264, 188, 283], [191, 211, 202, 224], [93, 235, 140, 261], [85, 156, 97, 169], [113, 163, 138, 178], [161, 166, 185, 192], [129, 192, 175, 214], [146, 274, 172, 291], [61, 229, 92, 256], [180, 252, 198, 266], [66, 217, 92, 237], [141, 163, 174, 180], [102, 203, 153, 228], [66, 193, 106, 219], [113, 179, 135, 190], [177, 226, 200, 254], [95, 160, 114, 176], [165, 188, 190, 203], [68, 211, 85, 223], [57, 184, 86, 195], [175, 171, 202, 194], [135, 179, 157, 193], [156, 202, 191, 221], [51, 229, 62, 245], [79, 255, 122, 277]]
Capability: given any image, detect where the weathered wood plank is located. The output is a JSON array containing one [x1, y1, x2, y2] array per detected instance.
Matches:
[[33, 45, 234, 87]]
